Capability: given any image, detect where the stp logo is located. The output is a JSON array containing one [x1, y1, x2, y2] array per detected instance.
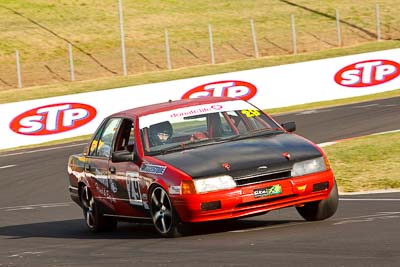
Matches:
[[335, 60, 400, 87], [10, 103, 97, 135], [182, 80, 257, 100]]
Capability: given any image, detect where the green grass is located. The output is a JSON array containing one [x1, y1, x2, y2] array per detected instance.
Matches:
[[324, 132, 400, 192], [1, 0, 400, 90]]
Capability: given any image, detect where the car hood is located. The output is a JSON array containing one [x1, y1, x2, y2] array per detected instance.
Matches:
[[153, 133, 322, 179]]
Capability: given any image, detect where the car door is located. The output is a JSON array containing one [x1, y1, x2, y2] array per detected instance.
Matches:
[[85, 117, 122, 214], [108, 118, 149, 218]]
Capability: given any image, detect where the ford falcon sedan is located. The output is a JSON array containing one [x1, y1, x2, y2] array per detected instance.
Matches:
[[67, 97, 338, 237]]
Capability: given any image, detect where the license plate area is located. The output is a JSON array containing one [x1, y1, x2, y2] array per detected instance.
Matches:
[[253, 184, 282, 198]]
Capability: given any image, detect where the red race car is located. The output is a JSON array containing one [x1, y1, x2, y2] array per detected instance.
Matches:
[[67, 97, 338, 237]]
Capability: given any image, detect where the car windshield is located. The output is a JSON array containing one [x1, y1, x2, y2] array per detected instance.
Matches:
[[139, 99, 281, 155]]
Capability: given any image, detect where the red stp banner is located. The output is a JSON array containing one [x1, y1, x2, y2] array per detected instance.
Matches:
[[335, 59, 400, 87], [182, 80, 257, 101], [10, 103, 97, 136]]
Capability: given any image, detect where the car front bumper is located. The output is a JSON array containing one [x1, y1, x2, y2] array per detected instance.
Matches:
[[172, 170, 335, 223]]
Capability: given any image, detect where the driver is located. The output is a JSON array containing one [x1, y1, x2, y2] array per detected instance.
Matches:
[[149, 121, 173, 146]]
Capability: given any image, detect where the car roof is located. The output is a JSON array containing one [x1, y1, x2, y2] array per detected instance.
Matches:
[[112, 97, 240, 118]]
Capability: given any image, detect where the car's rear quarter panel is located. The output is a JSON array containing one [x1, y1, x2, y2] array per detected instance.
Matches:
[[67, 154, 87, 205]]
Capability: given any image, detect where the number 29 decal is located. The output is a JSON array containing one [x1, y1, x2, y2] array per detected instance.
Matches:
[[126, 172, 143, 206], [241, 109, 260, 118]]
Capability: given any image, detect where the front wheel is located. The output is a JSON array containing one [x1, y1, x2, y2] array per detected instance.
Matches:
[[150, 186, 184, 237], [80, 184, 117, 232], [296, 180, 339, 221]]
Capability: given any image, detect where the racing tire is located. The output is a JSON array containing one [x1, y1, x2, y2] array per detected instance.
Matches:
[[80, 184, 117, 233], [150, 186, 184, 238], [296, 180, 339, 221]]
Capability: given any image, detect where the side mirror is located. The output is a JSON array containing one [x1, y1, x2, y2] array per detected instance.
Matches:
[[112, 150, 135, 163], [281, 121, 296, 132]]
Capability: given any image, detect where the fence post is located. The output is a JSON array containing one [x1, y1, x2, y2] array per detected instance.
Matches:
[[118, 0, 127, 76], [15, 50, 22, 89], [375, 3, 381, 41], [208, 24, 215, 64], [250, 19, 260, 58], [68, 43, 75, 81], [291, 15, 297, 55], [336, 9, 342, 47], [164, 29, 172, 70]]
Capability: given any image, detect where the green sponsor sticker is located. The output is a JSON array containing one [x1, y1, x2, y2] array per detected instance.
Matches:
[[253, 184, 282, 198]]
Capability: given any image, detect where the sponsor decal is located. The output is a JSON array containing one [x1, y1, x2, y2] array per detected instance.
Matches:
[[95, 183, 112, 200], [140, 163, 167, 175], [182, 80, 257, 100], [10, 103, 97, 135], [110, 180, 118, 194], [282, 152, 291, 160], [254, 184, 282, 198], [140, 100, 255, 128], [335, 59, 400, 87], [94, 174, 109, 188], [169, 185, 181, 195], [126, 171, 143, 206], [170, 104, 224, 118], [222, 163, 231, 171], [94, 174, 117, 203]]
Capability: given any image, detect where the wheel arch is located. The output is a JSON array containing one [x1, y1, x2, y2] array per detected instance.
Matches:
[[148, 178, 170, 196], [147, 179, 182, 220]]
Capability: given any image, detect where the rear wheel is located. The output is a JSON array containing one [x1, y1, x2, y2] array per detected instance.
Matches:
[[296, 180, 339, 221], [80, 184, 117, 232], [150, 186, 184, 237]]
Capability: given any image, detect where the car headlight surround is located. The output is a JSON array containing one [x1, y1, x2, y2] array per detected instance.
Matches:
[[193, 175, 236, 193], [291, 157, 327, 177]]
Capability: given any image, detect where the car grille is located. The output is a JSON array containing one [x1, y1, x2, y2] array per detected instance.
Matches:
[[234, 169, 292, 186]]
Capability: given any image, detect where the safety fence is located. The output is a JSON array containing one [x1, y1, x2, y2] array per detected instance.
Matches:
[[1, 1, 399, 90]]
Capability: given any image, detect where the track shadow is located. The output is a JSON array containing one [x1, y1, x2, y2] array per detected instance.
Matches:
[[185, 218, 304, 236], [0, 219, 159, 240], [0, 218, 304, 240]]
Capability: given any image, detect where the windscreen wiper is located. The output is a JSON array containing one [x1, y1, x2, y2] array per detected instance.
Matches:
[[229, 128, 283, 141], [158, 138, 217, 154]]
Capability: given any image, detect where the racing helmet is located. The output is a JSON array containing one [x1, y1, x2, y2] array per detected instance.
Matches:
[[149, 121, 173, 145]]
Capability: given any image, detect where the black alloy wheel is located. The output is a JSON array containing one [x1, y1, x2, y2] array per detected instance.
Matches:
[[150, 186, 183, 237], [80, 184, 117, 232]]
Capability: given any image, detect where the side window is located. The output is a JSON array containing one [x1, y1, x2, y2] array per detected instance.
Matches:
[[88, 127, 103, 156], [114, 119, 135, 152], [89, 118, 121, 158]]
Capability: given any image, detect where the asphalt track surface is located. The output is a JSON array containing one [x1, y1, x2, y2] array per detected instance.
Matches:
[[0, 96, 399, 266]]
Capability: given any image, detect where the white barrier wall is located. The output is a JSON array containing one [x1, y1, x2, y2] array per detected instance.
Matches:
[[1, 49, 399, 150]]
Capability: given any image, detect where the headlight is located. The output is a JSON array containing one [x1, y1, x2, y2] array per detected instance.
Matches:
[[194, 175, 236, 193], [291, 157, 327, 177]]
